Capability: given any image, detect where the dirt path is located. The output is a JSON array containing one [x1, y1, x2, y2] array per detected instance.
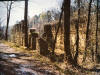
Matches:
[[0, 43, 59, 75]]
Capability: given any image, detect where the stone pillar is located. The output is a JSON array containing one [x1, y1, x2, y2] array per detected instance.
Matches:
[[31, 33, 38, 50], [38, 38, 49, 56], [28, 33, 32, 48], [21, 20, 24, 46], [44, 24, 54, 49], [44, 24, 53, 41], [29, 28, 38, 50], [22, 36, 24, 46]]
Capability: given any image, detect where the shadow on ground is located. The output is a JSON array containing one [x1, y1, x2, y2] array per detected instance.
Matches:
[[0, 51, 57, 75]]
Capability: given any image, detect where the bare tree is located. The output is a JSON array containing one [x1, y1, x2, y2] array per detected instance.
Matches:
[[95, 0, 99, 61], [83, 0, 92, 62], [74, 0, 80, 64], [24, 0, 29, 47], [52, 2, 64, 55], [64, 0, 74, 64], [4, 1, 14, 40]]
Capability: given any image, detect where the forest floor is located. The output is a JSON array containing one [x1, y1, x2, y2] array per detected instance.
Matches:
[[0, 41, 100, 75], [0, 41, 60, 75]]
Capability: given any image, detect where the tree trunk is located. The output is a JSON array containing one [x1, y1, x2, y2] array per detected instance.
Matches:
[[52, 3, 64, 55], [24, 0, 28, 47], [5, 1, 12, 40], [64, 0, 74, 64], [74, 0, 80, 64], [96, 0, 99, 62], [83, 0, 92, 62]]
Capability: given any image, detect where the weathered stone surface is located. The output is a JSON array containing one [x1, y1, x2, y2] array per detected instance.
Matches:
[[44, 24, 54, 50], [28, 34, 32, 48], [29, 29, 38, 50], [31, 33, 38, 37], [38, 38, 49, 56], [32, 37, 36, 50], [30, 28, 36, 33], [44, 24, 53, 38]]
